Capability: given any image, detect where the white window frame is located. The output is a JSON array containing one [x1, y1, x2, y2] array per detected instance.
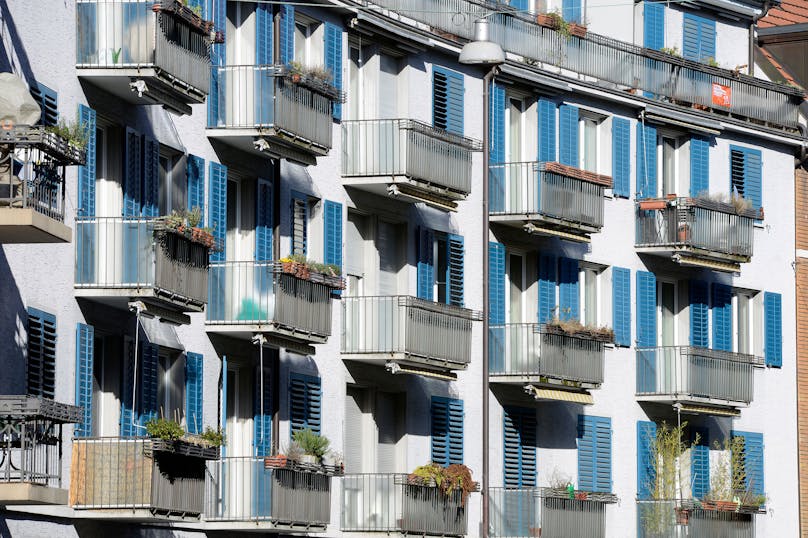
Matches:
[[579, 262, 605, 327], [657, 279, 679, 346], [506, 249, 529, 324], [733, 288, 760, 356]]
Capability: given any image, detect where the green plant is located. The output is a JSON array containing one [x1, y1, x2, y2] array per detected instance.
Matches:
[[200, 426, 225, 447], [187, 206, 202, 227], [284, 440, 304, 462], [705, 57, 720, 68], [660, 46, 681, 57], [706, 436, 766, 505], [547, 10, 571, 39], [46, 118, 89, 149], [287, 60, 305, 76], [145, 417, 184, 441], [293, 428, 330, 459], [409, 463, 477, 506], [410, 463, 445, 487], [111, 47, 122, 64]]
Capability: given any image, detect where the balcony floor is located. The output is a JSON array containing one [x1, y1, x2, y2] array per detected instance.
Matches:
[[0, 208, 71, 243], [342, 353, 468, 379], [0, 483, 68, 505], [203, 521, 327, 532], [490, 374, 601, 391], [205, 324, 321, 354], [77, 68, 205, 115], [635, 246, 748, 273], [636, 394, 746, 415], [74, 288, 198, 321], [205, 128, 323, 166], [342, 175, 466, 211], [490, 213, 598, 243]]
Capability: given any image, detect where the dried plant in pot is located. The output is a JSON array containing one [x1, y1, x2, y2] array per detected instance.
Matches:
[[408, 463, 478, 507]]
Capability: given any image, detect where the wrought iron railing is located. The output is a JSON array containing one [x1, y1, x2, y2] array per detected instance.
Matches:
[[74, 217, 210, 308], [489, 324, 606, 385], [637, 500, 755, 538], [341, 119, 480, 196], [635, 198, 755, 258], [359, 0, 801, 129], [489, 162, 606, 230], [342, 296, 478, 368], [636, 347, 761, 405], [76, 0, 211, 94], [208, 65, 335, 150]]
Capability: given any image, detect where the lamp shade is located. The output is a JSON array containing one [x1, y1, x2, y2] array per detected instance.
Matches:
[[459, 19, 505, 65]]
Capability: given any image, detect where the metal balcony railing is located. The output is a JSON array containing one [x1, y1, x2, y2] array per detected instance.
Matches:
[[205, 458, 331, 528], [76, 1, 211, 95], [635, 198, 756, 260], [341, 474, 468, 536], [70, 437, 207, 516], [208, 65, 335, 150], [206, 262, 334, 340], [360, 0, 801, 129], [637, 500, 755, 538], [489, 324, 606, 386], [489, 162, 606, 231], [636, 347, 761, 406], [342, 296, 478, 369], [341, 119, 479, 196], [489, 487, 615, 538], [75, 217, 210, 309]]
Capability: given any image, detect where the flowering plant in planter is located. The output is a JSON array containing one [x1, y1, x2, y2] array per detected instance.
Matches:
[[157, 207, 218, 250], [144, 417, 222, 459], [284, 61, 344, 102], [407, 463, 479, 506], [278, 254, 345, 289]]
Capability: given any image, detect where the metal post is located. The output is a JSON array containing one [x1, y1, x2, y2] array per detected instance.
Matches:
[[253, 334, 268, 452]]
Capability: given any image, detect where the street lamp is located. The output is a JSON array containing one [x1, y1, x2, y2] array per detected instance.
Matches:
[[460, 17, 504, 538]]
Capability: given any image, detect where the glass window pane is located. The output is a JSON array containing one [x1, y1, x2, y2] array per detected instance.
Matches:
[[662, 137, 676, 196], [585, 269, 597, 326], [738, 294, 749, 354], [584, 118, 597, 172], [660, 282, 675, 346], [509, 254, 524, 322]]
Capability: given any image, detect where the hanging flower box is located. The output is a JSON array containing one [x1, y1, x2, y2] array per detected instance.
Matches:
[[283, 63, 345, 103], [155, 210, 218, 250], [544, 319, 615, 343], [638, 199, 669, 211], [569, 23, 587, 37], [277, 258, 345, 290], [155, 1, 215, 35]]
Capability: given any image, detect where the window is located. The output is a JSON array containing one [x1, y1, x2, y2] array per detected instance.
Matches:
[[344, 387, 405, 473], [730, 146, 763, 212], [661, 136, 677, 196], [508, 253, 526, 323], [658, 280, 676, 346], [158, 153, 186, 216], [736, 291, 754, 355], [563, 0, 583, 24], [578, 415, 612, 493], [345, 211, 368, 296], [582, 116, 599, 172], [290, 192, 310, 256], [418, 228, 465, 307], [293, 14, 324, 65], [431, 396, 463, 466], [432, 66, 464, 135], [582, 265, 601, 326], [289, 373, 322, 436], [27, 308, 56, 399], [158, 351, 186, 424]]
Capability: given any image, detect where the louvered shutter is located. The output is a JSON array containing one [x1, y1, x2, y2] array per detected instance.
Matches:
[[279, 4, 295, 64], [123, 128, 142, 217], [712, 283, 732, 352], [636, 271, 657, 347], [563, 0, 582, 23], [254, 364, 272, 456], [121, 340, 136, 437], [490, 242, 506, 373], [510, 0, 530, 10], [764, 292, 782, 367], [324, 200, 343, 269], [432, 67, 464, 135], [637, 123, 657, 199], [559, 105, 579, 167], [255, 3, 273, 64], [503, 407, 537, 488], [683, 13, 716, 63], [637, 421, 657, 499], [577, 415, 612, 493], [690, 136, 710, 197], [324, 23, 343, 119], [447, 234, 464, 307], [744, 148, 763, 213], [612, 117, 630, 197], [208, 0, 226, 127], [141, 136, 159, 217], [612, 267, 631, 346], [689, 280, 709, 347], [26, 308, 56, 399], [691, 429, 710, 499], [732, 431, 764, 496], [291, 193, 308, 256], [538, 254, 557, 323], [447, 399, 463, 464], [77, 105, 96, 217], [417, 228, 435, 300], [644, 1, 665, 50], [29, 82, 58, 126], [490, 83, 506, 212], [187, 155, 205, 221], [139, 343, 159, 426], [538, 99, 557, 163], [185, 352, 204, 434], [289, 373, 322, 436], [431, 397, 464, 466], [558, 257, 579, 321], [75, 323, 94, 437], [208, 162, 227, 262], [256, 178, 274, 261]]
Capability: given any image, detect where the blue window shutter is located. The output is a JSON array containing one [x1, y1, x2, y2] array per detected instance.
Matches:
[[637, 421, 657, 499], [563, 0, 582, 23], [509, 0, 530, 10], [594, 416, 612, 492], [447, 234, 465, 307], [538, 99, 557, 163], [433, 67, 464, 135], [29, 82, 58, 127], [490, 242, 506, 324], [637, 123, 657, 199], [142, 136, 159, 217], [744, 148, 763, 213], [417, 228, 435, 300], [712, 283, 732, 352], [644, 1, 665, 50], [559, 105, 579, 167], [121, 341, 136, 437], [559, 257, 579, 321], [538, 254, 557, 324], [636, 271, 657, 347], [255, 178, 274, 261], [187, 155, 205, 222], [77, 104, 96, 217], [254, 364, 272, 456], [612, 117, 631, 198], [255, 2, 273, 65], [324, 23, 343, 120], [612, 267, 631, 347], [689, 280, 709, 347], [75, 323, 94, 438], [139, 343, 159, 426], [690, 136, 710, 197], [503, 407, 537, 488], [26, 308, 56, 399], [123, 127, 142, 217], [431, 396, 464, 466], [279, 4, 295, 64], [323, 200, 343, 269], [683, 13, 716, 62], [691, 429, 710, 499], [490, 83, 506, 212], [208, 162, 227, 262], [764, 292, 782, 367], [208, 0, 225, 124], [289, 373, 321, 436], [185, 352, 204, 435], [732, 431, 765, 496]]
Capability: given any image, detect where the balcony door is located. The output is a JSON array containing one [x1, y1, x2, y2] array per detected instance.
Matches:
[[222, 361, 254, 518], [91, 333, 123, 437], [507, 253, 531, 373], [224, 177, 259, 320], [225, 2, 257, 127], [506, 96, 529, 213], [657, 280, 678, 392], [94, 123, 124, 286]]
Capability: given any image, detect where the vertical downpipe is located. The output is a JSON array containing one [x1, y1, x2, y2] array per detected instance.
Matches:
[[272, 159, 282, 455]]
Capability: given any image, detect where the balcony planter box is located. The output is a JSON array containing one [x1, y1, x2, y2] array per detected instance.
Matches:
[[541, 161, 613, 188], [536, 13, 560, 29], [155, 0, 215, 35], [262, 456, 344, 476], [278, 260, 345, 290], [569, 23, 587, 37], [282, 64, 345, 103], [0, 125, 86, 165], [154, 219, 217, 250], [148, 438, 220, 460], [544, 321, 615, 343], [687, 196, 763, 220], [638, 199, 669, 211], [701, 500, 739, 512]]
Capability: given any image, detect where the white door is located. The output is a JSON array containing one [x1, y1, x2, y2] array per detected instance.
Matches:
[[224, 364, 254, 518]]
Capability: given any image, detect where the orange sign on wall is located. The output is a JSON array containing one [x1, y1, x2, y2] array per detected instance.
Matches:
[[712, 83, 732, 107]]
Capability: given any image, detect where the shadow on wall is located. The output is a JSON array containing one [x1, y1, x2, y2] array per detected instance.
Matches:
[[0, 248, 28, 394], [535, 401, 586, 450], [0, 1, 37, 84]]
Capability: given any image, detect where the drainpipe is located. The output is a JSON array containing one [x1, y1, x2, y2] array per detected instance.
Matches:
[[272, 160, 282, 455], [749, 1, 772, 77], [798, 124, 808, 169]]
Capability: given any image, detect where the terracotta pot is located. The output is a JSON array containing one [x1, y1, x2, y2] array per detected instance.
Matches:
[[529, 527, 542, 537], [638, 200, 668, 211], [675, 508, 690, 525], [536, 13, 559, 29], [574, 492, 588, 500], [677, 224, 690, 242], [264, 455, 288, 469], [666, 193, 677, 200], [569, 23, 587, 37], [291, 73, 302, 83], [714, 500, 738, 511]]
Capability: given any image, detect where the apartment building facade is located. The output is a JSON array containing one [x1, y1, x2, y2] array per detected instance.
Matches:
[[0, 0, 801, 536]]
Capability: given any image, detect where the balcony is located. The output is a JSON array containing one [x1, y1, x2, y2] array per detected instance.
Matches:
[[636, 347, 762, 414], [207, 65, 340, 165], [75, 218, 210, 321], [489, 487, 618, 538], [206, 262, 340, 352], [341, 119, 481, 211], [342, 296, 480, 379], [635, 197, 758, 272], [637, 500, 757, 538], [365, 0, 802, 130], [0, 126, 85, 243], [342, 474, 469, 536], [204, 458, 332, 531], [489, 162, 607, 242], [76, 0, 212, 115], [70, 437, 218, 519], [0, 396, 81, 505]]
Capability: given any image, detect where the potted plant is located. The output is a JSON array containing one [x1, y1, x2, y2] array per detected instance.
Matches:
[[677, 223, 690, 242], [157, 207, 217, 249], [407, 463, 478, 507], [292, 428, 330, 465], [544, 316, 615, 343], [569, 22, 587, 37], [144, 417, 222, 459]]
